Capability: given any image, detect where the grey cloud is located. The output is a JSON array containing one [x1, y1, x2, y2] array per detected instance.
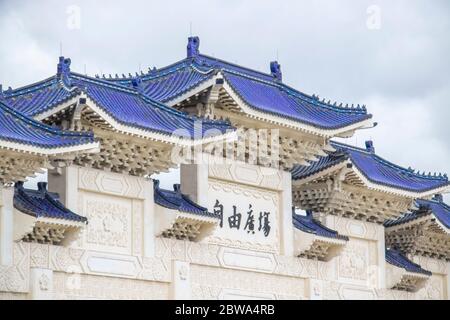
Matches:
[[0, 0, 448, 201]]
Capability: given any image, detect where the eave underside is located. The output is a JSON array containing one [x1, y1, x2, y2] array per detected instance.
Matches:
[[293, 180, 414, 223], [386, 221, 450, 261]]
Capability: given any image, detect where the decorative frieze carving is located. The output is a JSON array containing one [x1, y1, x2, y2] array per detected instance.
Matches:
[[53, 272, 170, 300], [338, 240, 369, 283], [190, 264, 305, 300], [0, 239, 447, 300], [83, 195, 131, 254], [0, 243, 29, 293]]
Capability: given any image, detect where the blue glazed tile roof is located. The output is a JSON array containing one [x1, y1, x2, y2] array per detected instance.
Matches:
[[385, 197, 450, 229], [385, 248, 432, 276], [0, 100, 95, 149], [14, 182, 87, 223], [2, 60, 233, 140], [292, 210, 349, 240], [104, 37, 372, 131], [153, 180, 220, 219], [291, 151, 348, 180], [221, 71, 371, 129], [2, 77, 77, 117], [291, 140, 449, 194]]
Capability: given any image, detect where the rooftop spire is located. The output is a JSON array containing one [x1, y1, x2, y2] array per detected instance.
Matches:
[[365, 140, 375, 153], [270, 61, 282, 81], [187, 36, 200, 58], [57, 56, 72, 87]]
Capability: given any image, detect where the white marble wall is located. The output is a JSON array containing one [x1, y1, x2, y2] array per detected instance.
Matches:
[[0, 164, 448, 300]]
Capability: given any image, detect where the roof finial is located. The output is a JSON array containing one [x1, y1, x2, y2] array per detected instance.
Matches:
[[57, 56, 72, 87], [433, 194, 443, 202], [173, 184, 181, 193], [365, 140, 375, 153], [131, 75, 144, 94], [187, 36, 200, 58], [270, 61, 282, 81], [37, 182, 48, 194]]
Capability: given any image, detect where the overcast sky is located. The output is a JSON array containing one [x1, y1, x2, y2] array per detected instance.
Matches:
[[1, 0, 448, 200]]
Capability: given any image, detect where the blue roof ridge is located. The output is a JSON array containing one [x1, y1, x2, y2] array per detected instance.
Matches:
[[292, 210, 349, 240], [196, 54, 276, 80], [14, 181, 87, 223], [153, 180, 184, 209], [0, 100, 95, 140], [71, 72, 140, 95], [153, 180, 218, 218], [2, 76, 58, 98], [331, 140, 449, 183], [418, 198, 450, 213], [385, 248, 432, 276], [99, 58, 193, 82]]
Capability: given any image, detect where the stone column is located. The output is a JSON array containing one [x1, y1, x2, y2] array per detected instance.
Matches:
[[447, 262, 450, 300], [170, 260, 191, 300], [48, 165, 78, 211], [280, 170, 294, 256], [143, 178, 155, 257], [29, 268, 53, 300], [180, 163, 209, 208], [0, 186, 14, 266], [376, 225, 386, 289]]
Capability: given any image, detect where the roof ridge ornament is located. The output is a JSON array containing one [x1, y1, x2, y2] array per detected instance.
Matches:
[[365, 140, 375, 153], [131, 75, 144, 94], [270, 61, 282, 82], [187, 36, 200, 58], [37, 182, 48, 194], [433, 194, 443, 202], [56, 56, 72, 87], [173, 183, 182, 193]]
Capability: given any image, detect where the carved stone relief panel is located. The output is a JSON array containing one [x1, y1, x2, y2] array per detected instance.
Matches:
[[79, 192, 132, 254], [338, 239, 370, 285]]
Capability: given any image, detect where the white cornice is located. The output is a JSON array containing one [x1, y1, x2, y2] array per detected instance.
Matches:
[[0, 140, 99, 156]]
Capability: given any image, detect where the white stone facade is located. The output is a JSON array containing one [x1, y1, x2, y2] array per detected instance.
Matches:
[[1, 162, 448, 300]]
